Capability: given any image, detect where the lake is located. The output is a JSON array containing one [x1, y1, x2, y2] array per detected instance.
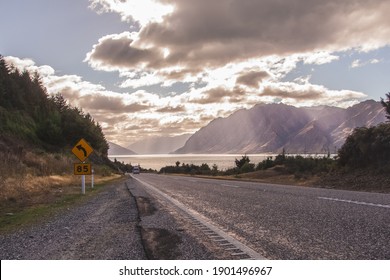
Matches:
[[108, 154, 275, 171]]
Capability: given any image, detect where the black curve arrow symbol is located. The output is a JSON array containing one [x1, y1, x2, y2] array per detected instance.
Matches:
[[76, 145, 87, 157]]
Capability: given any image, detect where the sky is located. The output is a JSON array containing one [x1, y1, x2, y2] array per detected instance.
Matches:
[[1, 0, 390, 146]]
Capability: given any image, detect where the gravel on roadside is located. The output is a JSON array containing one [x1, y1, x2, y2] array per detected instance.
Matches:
[[0, 176, 233, 260], [0, 181, 145, 260]]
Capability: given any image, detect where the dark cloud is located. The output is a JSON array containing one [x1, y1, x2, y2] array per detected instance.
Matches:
[[236, 70, 269, 88], [228, 87, 247, 103], [193, 86, 246, 104], [261, 86, 321, 101], [87, 33, 162, 69], [156, 105, 186, 113], [78, 93, 150, 113]]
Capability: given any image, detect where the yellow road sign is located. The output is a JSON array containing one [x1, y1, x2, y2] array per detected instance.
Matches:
[[72, 138, 93, 162], [74, 163, 92, 175]]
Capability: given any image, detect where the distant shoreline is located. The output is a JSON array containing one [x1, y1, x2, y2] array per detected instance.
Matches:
[[107, 153, 333, 171]]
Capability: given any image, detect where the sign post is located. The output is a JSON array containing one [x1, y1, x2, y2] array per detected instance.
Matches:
[[81, 175, 85, 194], [72, 139, 94, 194], [91, 168, 94, 189]]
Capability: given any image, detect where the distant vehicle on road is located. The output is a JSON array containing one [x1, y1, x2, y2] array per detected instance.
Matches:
[[132, 165, 140, 174]]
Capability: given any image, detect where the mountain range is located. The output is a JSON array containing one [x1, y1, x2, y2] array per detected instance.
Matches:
[[175, 100, 386, 154], [108, 142, 136, 155], [127, 134, 191, 154]]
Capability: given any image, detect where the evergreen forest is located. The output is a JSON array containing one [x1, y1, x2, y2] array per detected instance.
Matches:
[[0, 55, 109, 156]]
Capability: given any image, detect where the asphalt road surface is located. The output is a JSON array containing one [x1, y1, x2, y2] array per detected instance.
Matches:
[[0, 179, 231, 260], [133, 173, 390, 259]]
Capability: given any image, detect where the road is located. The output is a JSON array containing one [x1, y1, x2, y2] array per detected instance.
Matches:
[[132, 173, 390, 259], [0, 179, 228, 260], [0, 181, 145, 259]]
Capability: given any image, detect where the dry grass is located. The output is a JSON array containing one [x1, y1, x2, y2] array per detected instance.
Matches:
[[0, 139, 125, 233], [0, 145, 121, 212], [0, 173, 122, 209], [174, 166, 389, 193], [0, 172, 123, 234], [233, 168, 320, 186], [181, 166, 320, 187]]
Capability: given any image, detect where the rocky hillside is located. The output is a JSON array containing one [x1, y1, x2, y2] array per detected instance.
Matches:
[[175, 100, 386, 154]]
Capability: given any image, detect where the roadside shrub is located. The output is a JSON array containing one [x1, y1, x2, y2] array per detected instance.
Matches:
[[211, 164, 219, 176], [240, 162, 255, 173], [256, 157, 275, 170], [159, 162, 213, 175], [224, 167, 239, 176], [235, 155, 250, 169], [283, 155, 334, 175], [338, 123, 390, 169]]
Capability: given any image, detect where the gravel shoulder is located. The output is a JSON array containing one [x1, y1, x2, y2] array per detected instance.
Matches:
[[0, 176, 232, 259], [0, 180, 144, 259]]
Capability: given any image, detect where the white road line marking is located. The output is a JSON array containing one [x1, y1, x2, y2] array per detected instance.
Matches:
[[231, 252, 249, 256], [225, 247, 240, 251], [318, 197, 390, 209], [221, 184, 240, 188]]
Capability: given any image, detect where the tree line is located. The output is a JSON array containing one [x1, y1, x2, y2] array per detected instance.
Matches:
[[0, 55, 109, 156]]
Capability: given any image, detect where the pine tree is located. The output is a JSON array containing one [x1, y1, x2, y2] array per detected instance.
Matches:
[[235, 155, 250, 169], [1, 56, 109, 155], [380, 92, 390, 121]]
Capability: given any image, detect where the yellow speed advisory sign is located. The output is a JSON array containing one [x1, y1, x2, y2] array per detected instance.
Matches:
[[74, 163, 92, 175], [72, 138, 93, 162]]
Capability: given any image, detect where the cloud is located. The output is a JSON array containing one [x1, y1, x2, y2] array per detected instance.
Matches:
[[191, 86, 247, 104], [84, 0, 389, 134], [85, 32, 163, 71], [351, 58, 381, 68], [77, 93, 151, 113], [87, 0, 390, 75], [155, 105, 186, 113], [119, 71, 163, 88], [89, 0, 174, 25], [260, 82, 367, 107], [262, 84, 321, 101], [7, 0, 382, 147], [236, 70, 269, 88], [303, 52, 339, 65], [351, 59, 362, 68], [5, 19, 371, 150], [4, 56, 55, 77]]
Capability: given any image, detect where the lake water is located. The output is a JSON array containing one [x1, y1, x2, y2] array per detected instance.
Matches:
[[108, 154, 275, 171]]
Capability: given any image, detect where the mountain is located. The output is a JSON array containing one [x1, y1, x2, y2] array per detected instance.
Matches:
[[128, 134, 192, 154], [108, 142, 137, 155], [175, 100, 386, 154], [331, 100, 387, 148]]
